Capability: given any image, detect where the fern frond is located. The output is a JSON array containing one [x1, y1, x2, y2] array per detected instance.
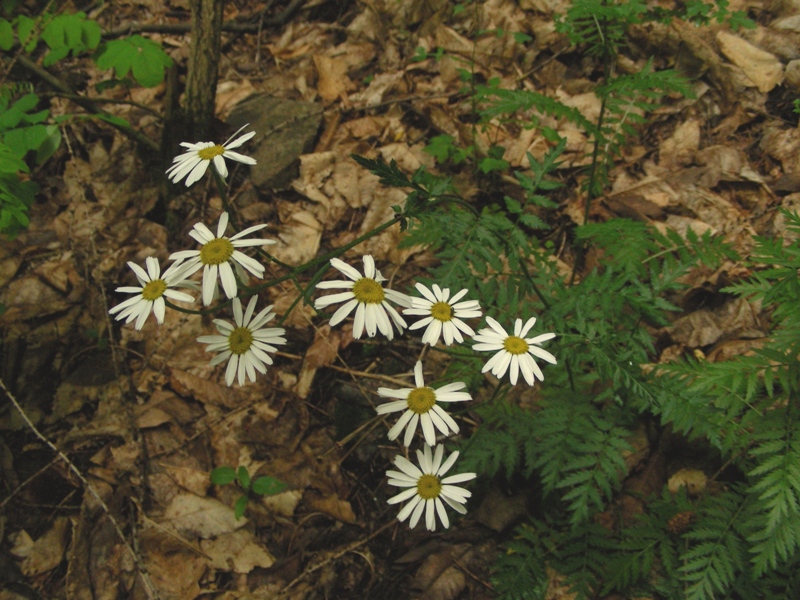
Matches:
[[679, 489, 748, 600], [491, 523, 549, 599], [746, 411, 800, 575]]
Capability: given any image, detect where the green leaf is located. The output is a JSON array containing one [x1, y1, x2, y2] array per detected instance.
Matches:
[[210, 466, 236, 485], [95, 35, 173, 88], [4, 124, 47, 158], [237, 465, 251, 490], [35, 124, 60, 164], [0, 143, 27, 172], [92, 113, 132, 129], [478, 156, 509, 174], [0, 18, 12, 50], [233, 495, 248, 520], [17, 15, 36, 51], [0, 172, 36, 236], [252, 476, 288, 496], [41, 13, 101, 66]]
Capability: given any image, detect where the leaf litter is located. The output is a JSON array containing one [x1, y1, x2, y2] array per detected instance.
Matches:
[[1, 0, 799, 598]]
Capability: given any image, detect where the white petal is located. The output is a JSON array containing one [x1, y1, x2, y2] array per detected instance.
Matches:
[[329, 258, 363, 281], [413, 361, 425, 388], [329, 298, 358, 327]]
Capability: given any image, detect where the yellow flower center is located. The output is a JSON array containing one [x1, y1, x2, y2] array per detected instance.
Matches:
[[407, 387, 436, 414], [199, 238, 234, 266], [430, 301, 453, 322], [228, 326, 254, 355], [352, 278, 385, 304], [198, 145, 226, 161], [141, 279, 167, 301], [416, 474, 442, 500], [503, 336, 529, 355]]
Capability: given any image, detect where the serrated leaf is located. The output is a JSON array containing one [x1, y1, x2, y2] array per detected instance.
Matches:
[[95, 35, 173, 88]]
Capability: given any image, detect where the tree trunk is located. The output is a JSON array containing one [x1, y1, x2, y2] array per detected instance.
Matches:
[[185, 0, 224, 140]]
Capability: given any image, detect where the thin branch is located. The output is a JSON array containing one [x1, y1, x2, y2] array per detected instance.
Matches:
[[0, 377, 160, 600], [104, 0, 310, 38], [15, 54, 159, 152]]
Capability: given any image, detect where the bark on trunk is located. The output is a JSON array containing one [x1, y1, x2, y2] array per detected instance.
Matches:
[[185, 0, 224, 140]]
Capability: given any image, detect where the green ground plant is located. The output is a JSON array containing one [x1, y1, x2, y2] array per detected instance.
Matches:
[[347, 0, 795, 597], [210, 466, 288, 520], [0, 5, 172, 236]]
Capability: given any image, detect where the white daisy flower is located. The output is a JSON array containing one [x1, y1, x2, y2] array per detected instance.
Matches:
[[472, 316, 557, 386], [377, 361, 471, 447], [404, 283, 482, 346], [169, 211, 275, 306], [166, 123, 257, 187], [314, 255, 410, 340], [386, 444, 476, 531], [109, 257, 195, 330], [197, 296, 286, 387]]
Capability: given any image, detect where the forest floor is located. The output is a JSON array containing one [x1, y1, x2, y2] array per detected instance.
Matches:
[[1, 0, 800, 598]]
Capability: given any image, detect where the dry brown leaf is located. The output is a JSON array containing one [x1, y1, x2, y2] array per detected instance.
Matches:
[[659, 119, 700, 169], [413, 544, 470, 600], [274, 210, 322, 265], [314, 54, 352, 103], [670, 309, 722, 348], [295, 325, 342, 399], [260, 490, 303, 517], [200, 529, 275, 573], [140, 528, 205, 599], [170, 368, 239, 408], [161, 464, 211, 497], [216, 78, 257, 119], [10, 517, 70, 576], [305, 492, 357, 524], [668, 468, 708, 495], [162, 493, 247, 539], [716, 31, 784, 92]]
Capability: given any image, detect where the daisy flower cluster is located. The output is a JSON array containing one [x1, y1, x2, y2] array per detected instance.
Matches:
[[109, 124, 558, 534], [313, 255, 557, 530], [110, 125, 287, 387]]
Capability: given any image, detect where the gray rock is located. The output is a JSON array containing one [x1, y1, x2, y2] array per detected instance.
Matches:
[[228, 95, 323, 190]]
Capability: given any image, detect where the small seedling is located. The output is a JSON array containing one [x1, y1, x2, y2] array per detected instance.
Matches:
[[211, 465, 287, 520]]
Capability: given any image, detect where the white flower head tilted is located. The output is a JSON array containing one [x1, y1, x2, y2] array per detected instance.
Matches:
[[197, 296, 286, 387], [169, 211, 275, 306], [314, 255, 409, 340], [386, 444, 476, 531], [166, 123, 257, 187], [109, 257, 195, 330], [403, 283, 482, 346], [472, 316, 557, 386], [377, 361, 471, 447]]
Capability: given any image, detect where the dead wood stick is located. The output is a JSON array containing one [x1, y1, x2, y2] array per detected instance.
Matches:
[[104, 0, 310, 38], [0, 377, 160, 600], [14, 54, 160, 153], [280, 520, 397, 594]]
